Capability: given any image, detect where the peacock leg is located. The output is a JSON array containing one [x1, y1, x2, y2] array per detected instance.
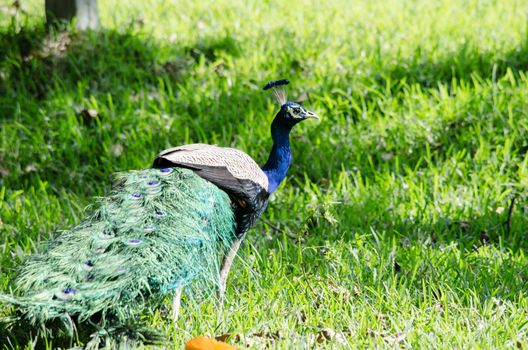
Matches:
[[218, 236, 245, 302], [171, 286, 183, 323]]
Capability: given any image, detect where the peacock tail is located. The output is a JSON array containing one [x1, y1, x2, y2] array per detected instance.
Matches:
[[0, 167, 236, 340]]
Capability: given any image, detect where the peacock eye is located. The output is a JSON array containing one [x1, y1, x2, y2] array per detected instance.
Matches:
[[293, 107, 301, 114]]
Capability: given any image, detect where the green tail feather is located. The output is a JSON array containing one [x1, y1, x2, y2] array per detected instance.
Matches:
[[0, 167, 236, 343]]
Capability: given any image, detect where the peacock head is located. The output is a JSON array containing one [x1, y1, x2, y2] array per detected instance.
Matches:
[[264, 79, 319, 129], [276, 101, 319, 127]]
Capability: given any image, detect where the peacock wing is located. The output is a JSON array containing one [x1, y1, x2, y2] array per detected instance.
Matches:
[[153, 144, 269, 201]]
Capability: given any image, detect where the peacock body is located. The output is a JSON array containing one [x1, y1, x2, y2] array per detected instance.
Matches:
[[0, 80, 319, 346]]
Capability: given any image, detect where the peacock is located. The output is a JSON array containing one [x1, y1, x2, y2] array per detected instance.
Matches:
[[0, 80, 319, 347]]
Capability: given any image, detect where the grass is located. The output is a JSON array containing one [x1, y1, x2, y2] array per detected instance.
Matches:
[[1, 0, 528, 348]]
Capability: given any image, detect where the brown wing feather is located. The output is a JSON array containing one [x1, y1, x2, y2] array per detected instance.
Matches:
[[154, 144, 270, 235], [153, 144, 269, 197]]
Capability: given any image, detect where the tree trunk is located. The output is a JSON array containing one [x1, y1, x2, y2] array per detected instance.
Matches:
[[45, 0, 99, 30]]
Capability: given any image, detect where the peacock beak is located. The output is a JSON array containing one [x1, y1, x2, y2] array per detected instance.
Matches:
[[302, 110, 320, 120]]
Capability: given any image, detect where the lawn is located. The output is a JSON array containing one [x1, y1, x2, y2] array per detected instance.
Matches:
[[1, 0, 528, 348]]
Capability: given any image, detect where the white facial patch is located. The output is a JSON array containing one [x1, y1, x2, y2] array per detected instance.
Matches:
[[288, 106, 304, 119]]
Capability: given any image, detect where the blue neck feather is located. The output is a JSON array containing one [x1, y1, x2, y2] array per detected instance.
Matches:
[[262, 120, 293, 193]]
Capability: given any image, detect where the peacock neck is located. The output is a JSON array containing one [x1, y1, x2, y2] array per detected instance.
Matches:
[[262, 120, 293, 194]]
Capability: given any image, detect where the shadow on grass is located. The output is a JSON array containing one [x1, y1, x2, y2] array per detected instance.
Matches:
[[1, 22, 526, 216], [1, 24, 526, 240], [374, 38, 528, 90], [2, 24, 528, 104], [0, 23, 241, 107], [0, 26, 183, 102], [0, 24, 246, 192], [1, 22, 526, 235]]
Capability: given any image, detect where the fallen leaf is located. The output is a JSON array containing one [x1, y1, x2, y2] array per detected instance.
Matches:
[[135, 16, 145, 26], [78, 108, 99, 124], [215, 334, 234, 342], [296, 310, 307, 324], [328, 282, 351, 300], [111, 143, 123, 158], [479, 231, 490, 244], [242, 335, 256, 348], [459, 221, 471, 232], [217, 331, 283, 348], [435, 301, 444, 312], [24, 163, 37, 173], [316, 328, 347, 345], [168, 33, 177, 43], [147, 91, 160, 101], [495, 207, 505, 214], [367, 328, 382, 337], [394, 261, 401, 273], [253, 330, 283, 340], [383, 332, 406, 344], [0, 3, 18, 16], [380, 152, 394, 161], [37, 31, 72, 59], [367, 328, 406, 345]]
